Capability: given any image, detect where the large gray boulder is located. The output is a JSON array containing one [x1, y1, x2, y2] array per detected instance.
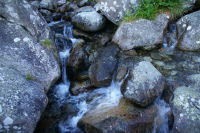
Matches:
[[0, 0, 60, 132], [176, 10, 200, 51], [171, 74, 200, 133], [112, 14, 169, 50], [72, 6, 106, 32], [95, 0, 139, 25], [121, 61, 165, 107]]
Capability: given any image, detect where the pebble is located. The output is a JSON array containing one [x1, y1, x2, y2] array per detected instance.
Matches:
[[14, 38, 21, 43], [153, 61, 165, 67], [3, 116, 13, 125]]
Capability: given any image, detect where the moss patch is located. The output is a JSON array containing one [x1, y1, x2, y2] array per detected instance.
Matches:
[[25, 74, 34, 80], [41, 39, 52, 49], [124, 0, 185, 21]]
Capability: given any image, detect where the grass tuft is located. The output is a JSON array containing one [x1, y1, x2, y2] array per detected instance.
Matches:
[[25, 74, 34, 80], [124, 0, 185, 21], [42, 39, 52, 49]]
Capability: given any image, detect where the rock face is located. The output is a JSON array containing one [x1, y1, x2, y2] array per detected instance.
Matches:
[[0, 0, 60, 133], [95, 0, 139, 25], [112, 14, 169, 50], [171, 74, 200, 133], [89, 44, 119, 87], [176, 10, 200, 51], [72, 6, 106, 32], [78, 98, 158, 133], [121, 61, 165, 107]]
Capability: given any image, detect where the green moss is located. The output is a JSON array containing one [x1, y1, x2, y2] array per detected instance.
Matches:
[[124, 0, 185, 21], [25, 74, 34, 80], [42, 39, 52, 49]]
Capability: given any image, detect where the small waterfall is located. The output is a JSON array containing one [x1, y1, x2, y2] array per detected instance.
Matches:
[[58, 81, 123, 133], [162, 23, 177, 52], [48, 21, 123, 133], [153, 98, 171, 133]]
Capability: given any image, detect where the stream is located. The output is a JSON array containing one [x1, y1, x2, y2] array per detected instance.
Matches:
[[35, 19, 200, 133]]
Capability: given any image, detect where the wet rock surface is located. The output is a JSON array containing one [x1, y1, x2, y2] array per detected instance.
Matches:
[[89, 44, 119, 87], [78, 98, 158, 133], [112, 14, 169, 50]]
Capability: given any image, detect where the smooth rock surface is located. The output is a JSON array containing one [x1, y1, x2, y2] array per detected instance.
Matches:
[[177, 10, 200, 51], [72, 6, 106, 32], [78, 98, 158, 133], [112, 14, 169, 50], [121, 61, 165, 107]]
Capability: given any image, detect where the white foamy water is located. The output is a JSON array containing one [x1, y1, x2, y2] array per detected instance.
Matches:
[[57, 81, 123, 133], [153, 98, 171, 133], [94, 81, 122, 109], [59, 49, 70, 59]]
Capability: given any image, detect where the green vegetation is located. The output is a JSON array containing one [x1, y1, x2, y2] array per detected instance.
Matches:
[[42, 39, 52, 49], [124, 0, 184, 21], [25, 74, 34, 80]]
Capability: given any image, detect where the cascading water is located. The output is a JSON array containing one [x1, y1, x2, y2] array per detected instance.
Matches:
[[153, 98, 171, 133], [162, 23, 178, 55], [46, 21, 123, 133]]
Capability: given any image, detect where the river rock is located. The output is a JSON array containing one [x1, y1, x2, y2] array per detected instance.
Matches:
[[89, 44, 119, 87], [121, 61, 165, 107], [70, 80, 93, 95], [67, 39, 88, 79], [0, 0, 60, 132], [78, 98, 158, 133], [112, 14, 169, 50], [72, 6, 106, 32], [171, 74, 200, 133], [176, 10, 200, 51], [94, 0, 139, 25], [39, 0, 58, 10]]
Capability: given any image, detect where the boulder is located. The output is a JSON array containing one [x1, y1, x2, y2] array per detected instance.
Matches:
[[39, 0, 57, 10], [176, 10, 200, 51], [94, 0, 139, 25], [0, 0, 60, 132], [78, 98, 158, 133], [72, 6, 106, 32], [171, 74, 200, 133], [121, 61, 165, 107], [89, 44, 119, 87], [67, 39, 88, 79], [112, 14, 169, 50]]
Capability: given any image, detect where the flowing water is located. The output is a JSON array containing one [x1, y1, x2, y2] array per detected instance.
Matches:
[[36, 21, 124, 133], [35, 20, 200, 133]]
